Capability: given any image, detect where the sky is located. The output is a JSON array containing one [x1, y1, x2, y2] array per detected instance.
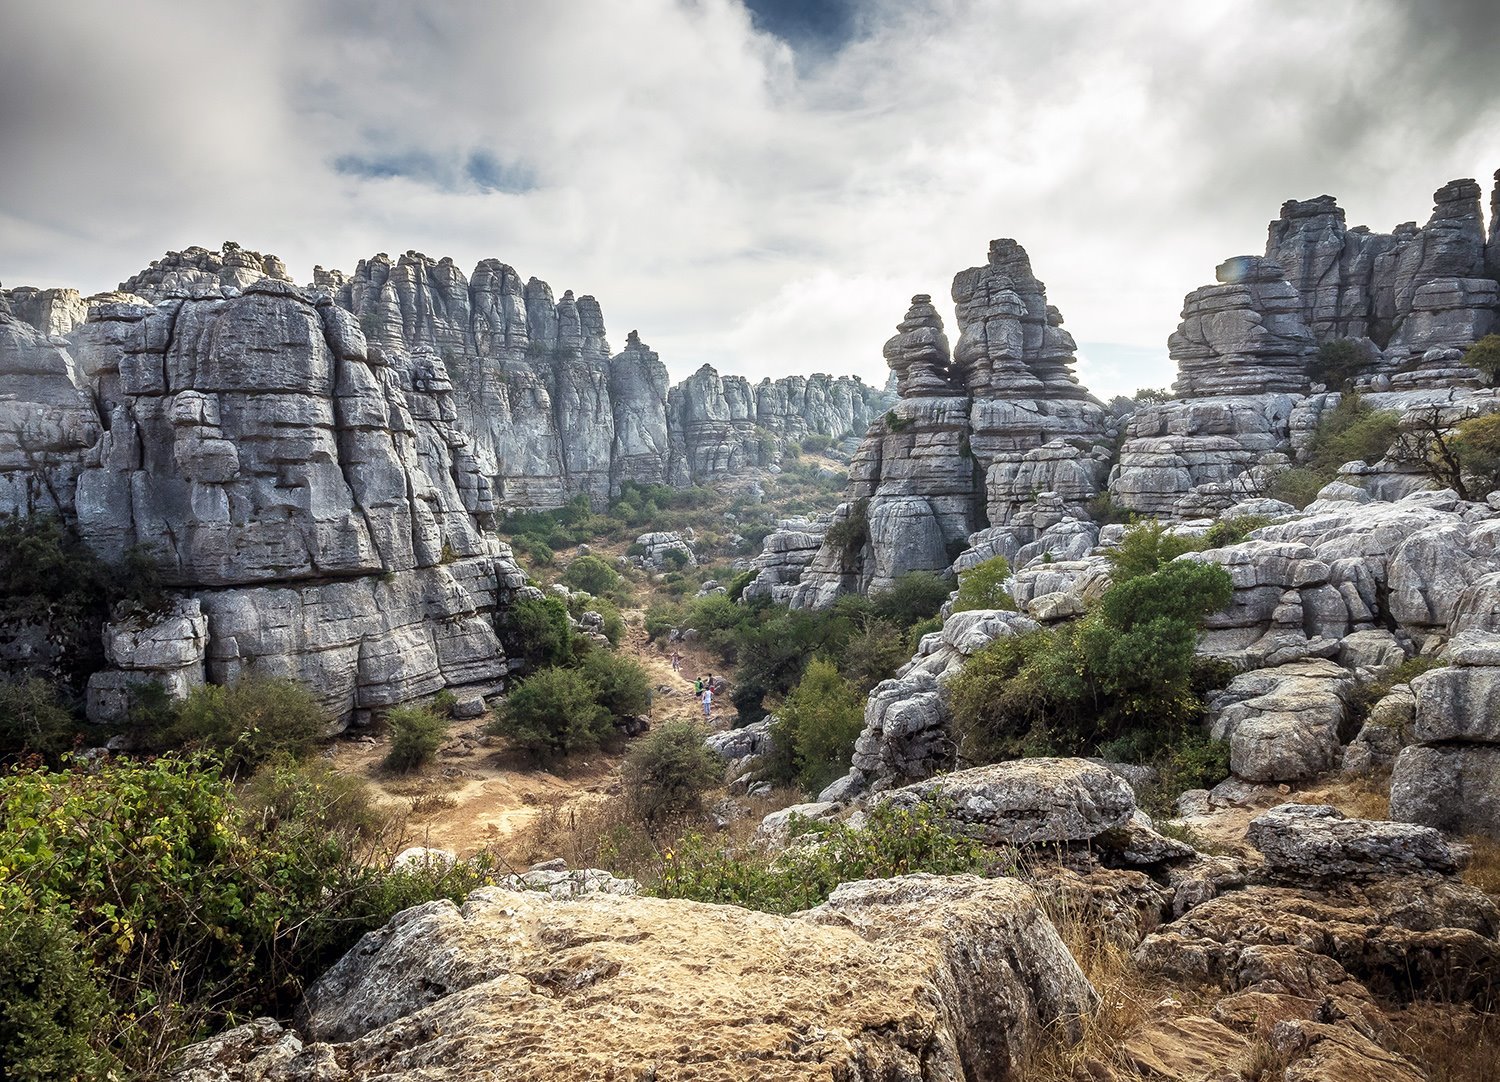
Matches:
[[2, 0, 1497, 400]]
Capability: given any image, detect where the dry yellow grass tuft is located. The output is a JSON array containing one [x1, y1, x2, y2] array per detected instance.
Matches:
[[1463, 835, 1500, 897], [1388, 1004, 1500, 1082]]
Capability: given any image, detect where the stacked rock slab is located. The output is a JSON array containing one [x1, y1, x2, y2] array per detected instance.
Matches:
[[68, 278, 522, 725], [776, 242, 1110, 609], [0, 312, 101, 516]]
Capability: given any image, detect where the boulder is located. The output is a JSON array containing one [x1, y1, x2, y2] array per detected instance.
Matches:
[[1206, 660, 1354, 783], [1247, 804, 1468, 879], [882, 757, 1136, 847], [172, 876, 1094, 1081]]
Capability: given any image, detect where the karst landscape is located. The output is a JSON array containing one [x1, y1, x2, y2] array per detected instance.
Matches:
[[4, 3, 1500, 1082]]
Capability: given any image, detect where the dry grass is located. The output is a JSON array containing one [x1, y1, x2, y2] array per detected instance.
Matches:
[[1330, 773, 1392, 820], [1463, 835, 1500, 897], [495, 785, 802, 887], [1388, 1004, 1500, 1082], [1234, 1036, 1292, 1082], [1023, 901, 1170, 1081]]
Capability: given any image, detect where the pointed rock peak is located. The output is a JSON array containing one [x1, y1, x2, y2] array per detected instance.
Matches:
[[883, 293, 956, 398], [625, 329, 647, 351], [1277, 194, 1345, 223]]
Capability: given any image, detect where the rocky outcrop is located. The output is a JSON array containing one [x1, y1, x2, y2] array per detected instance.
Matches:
[[1247, 803, 1468, 879], [171, 875, 1095, 1082], [86, 599, 209, 725], [1390, 628, 1500, 836], [771, 243, 1112, 609], [59, 279, 522, 724], [0, 313, 101, 516]]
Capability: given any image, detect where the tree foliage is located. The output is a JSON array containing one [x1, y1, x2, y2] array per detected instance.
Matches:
[[1463, 334, 1500, 387], [622, 720, 723, 820], [950, 555, 1016, 613], [489, 666, 613, 761], [767, 658, 867, 795]]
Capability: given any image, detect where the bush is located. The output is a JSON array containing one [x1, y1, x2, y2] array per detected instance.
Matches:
[[1310, 338, 1368, 391], [0, 514, 114, 687], [1451, 412, 1500, 494], [838, 619, 910, 693], [168, 677, 328, 777], [561, 554, 623, 598], [949, 559, 1234, 763], [0, 908, 117, 1082], [872, 571, 950, 629], [237, 758, 387, 840], [656, 801, 986, 914], [767, 658, 866, 795], [824, 499, 869, 558], [0, 755, 494, 1076], [951, 555, 1016, 613], [579, 649, 651, 718], [383, 706, 447, 772], [505, 596, 573, 669], [489, 667, 612, 760], [1273, 394, 1399, 507], [0, 676, 81, 765], [1106, 519, 1206, 583], [1463, 334, 1500, 387], [622, 721, 723, 820], [801, 434, 833, 454], [644, 600, 686, 642], [1201, 514, 1273, 548]]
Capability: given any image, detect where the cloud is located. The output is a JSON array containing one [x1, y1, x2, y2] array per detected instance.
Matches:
[[1, 0, 1496, 400]]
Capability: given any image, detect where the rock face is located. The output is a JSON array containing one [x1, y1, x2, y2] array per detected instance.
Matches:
[[1390, 628, 1500, 835], [170, 875, 1095, 1082], [1247, 803, 1468, 879], [0, 313, 101, 516], [768, 243, 1112, 609], [57, 278, 523, 724]]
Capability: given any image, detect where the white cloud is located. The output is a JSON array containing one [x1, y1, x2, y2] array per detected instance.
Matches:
[[2, 0, 1497, 401]]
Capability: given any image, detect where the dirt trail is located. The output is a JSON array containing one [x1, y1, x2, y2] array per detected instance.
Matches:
[[332, 594, 731, 859]]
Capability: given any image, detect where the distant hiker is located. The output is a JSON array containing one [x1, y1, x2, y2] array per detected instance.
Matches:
[[695, 677, 703, 694], [701, 685, 714, 718], [670, 651, 681, 673]]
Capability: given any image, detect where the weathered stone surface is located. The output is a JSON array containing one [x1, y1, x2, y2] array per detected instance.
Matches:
[[0, 313, 101, 516], [1341, 683, 1415, 775], [704, 718, 773, 761], [1247, 804, 1468, 879], [633, 530, 696, 570], [1206, 660, 1354, 783], [882, 758, 1136, 847], [850, 672, 951, 786], [1390, 745, 1500, 836], [172, 876, 1094, 1082]]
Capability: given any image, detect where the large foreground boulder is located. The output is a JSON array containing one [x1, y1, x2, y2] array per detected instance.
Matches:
[[170, 875, 1094, 1082]]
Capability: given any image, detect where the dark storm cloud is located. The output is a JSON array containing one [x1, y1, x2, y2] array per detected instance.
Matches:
[[0, 0, 1495, 398]]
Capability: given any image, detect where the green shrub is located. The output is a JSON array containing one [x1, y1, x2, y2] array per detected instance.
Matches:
[[824, 499, 870, 558], [838, 619, 911, 693], [579, 649, 651, 718], [767, 658, 866, 795], [168, 677, 328, 777], [1345, 654, 1448, 731], [237, 758, 387, 840], [645, 600, 686, 642], [432, 688, 457, 717], [726, 569, 756, 602], [907, 614, 943, 651], [0, 514, 115, 687], [1269, 466, 1328, 509], [656, 801, 986, 914], [0, 908, 117, 1082], [0, 676, 81, 765], [1106, 519, 1206, 583], [801, 434, 833, 454], [1463, 334, 1500, 387], [949, 559, 1234, 763], [885, 410, 913, 432], [1310, 338, 1368, 391], [0, 755, 495, 1076], [489, 667, 612, 760], [562, 554, 623, 598], [623, 720, 723, 820], [1201, 514, 1273, 548], [951, 555, 1015, 613], [662, 547, 690, 570], [383, 706, 447, 772], [1272, 394, 1400, 507], [872, 571, 950, 628], [505, 596, 573, 669]]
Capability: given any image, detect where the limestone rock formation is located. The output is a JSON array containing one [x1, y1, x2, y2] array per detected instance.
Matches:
[[170, 875, 1094, 1082], [0, 312, 101, 516], [56, 278, 522, 724], [1247, 803, 1468, 879], [766, 243, 1111, 609]]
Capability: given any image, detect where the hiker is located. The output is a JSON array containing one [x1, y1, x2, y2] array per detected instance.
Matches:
[[670, 651, 681, 673], [694, 676, 703, 695], [701, 684, 714, 719]]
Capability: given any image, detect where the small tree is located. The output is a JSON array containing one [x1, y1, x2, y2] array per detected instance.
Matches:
[[1309, 338, 1367, 390], [562, 554, 623, 598], [622, 721, 722, 820], [383, 706, 447, 772], [489, 667, 611, 761], [951, 556, 1016, 613], [768, 658, 866, 795], [578, 649, 651, 718], [505, 596, 573, 669], [1463, 334, 1500, 387], [1106, 520, 1205, 583], [170, 677, 328, 776], [871, 571, 950, 629]]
